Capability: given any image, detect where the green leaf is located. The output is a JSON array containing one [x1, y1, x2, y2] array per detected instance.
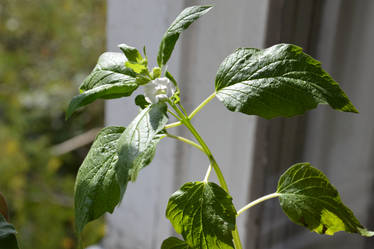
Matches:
[[277, 163, 374, 236], [117, 103, 168, 182], [135, 95, 149, 109], [151, 67, 162, 79], [215, 44, 358, 119], [0, 215, 19, 249], [161, 237, 191, 249], [74, 126, 126, 234], [125, 61, 148, 74], [166, 181, 236, 249], [157, 5, 212, 67], [66, 52, 138, 119], [118, 43, 143, 63]]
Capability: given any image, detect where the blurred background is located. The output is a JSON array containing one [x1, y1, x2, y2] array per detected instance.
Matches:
[[0, 0, 106, 248]]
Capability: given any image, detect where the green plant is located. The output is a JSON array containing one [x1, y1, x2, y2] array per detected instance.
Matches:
[[64, 5, 372, 249]]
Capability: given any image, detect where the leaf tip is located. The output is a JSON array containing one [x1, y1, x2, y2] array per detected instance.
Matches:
[[343, 104, 359, 114], [358, 227, 374, 237]]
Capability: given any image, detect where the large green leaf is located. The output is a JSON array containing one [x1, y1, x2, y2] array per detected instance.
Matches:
[[215, 44, 358, 119], [277, 163, 374, 236], [157, 5, 212, 68], [161, 237, 190, 249], [66, 52, 138, 119], [0, 215, 19, 249], [74, 126, 126, 234], [166, 182, 236, 249], [117, 103, 168, 182], [75, 122, 164, 234]]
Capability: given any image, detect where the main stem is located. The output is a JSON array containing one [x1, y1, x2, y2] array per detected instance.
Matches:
[[168, 101, 243, 249]]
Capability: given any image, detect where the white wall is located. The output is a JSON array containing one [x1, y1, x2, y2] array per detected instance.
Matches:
[[104, 0, 269, 248]]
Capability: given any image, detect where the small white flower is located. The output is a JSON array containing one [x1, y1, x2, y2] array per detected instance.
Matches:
[[144, 77, 175, 104]]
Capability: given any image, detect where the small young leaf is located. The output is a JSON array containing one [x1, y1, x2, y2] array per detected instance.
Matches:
[[157, 5, 212, 68], [125, 61, 148, 74], [74, 126, 126, 234], [166, 182, 236, 249], [151, 67, 162, 79], [118, 43, 143, 63], [277, 163, 374, 236], [215, 44, 358, 119], [135, 94, 149, 109], [66, 52, 138, 119], [161, 237, 190, 249], [117, 103, 168, 182], [0, 214, 19, 249]]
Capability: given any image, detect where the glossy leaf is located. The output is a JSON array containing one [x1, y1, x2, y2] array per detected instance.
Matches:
[[157, 5, 212, 67], [117, 103, 168, 182], [166, 182, 236, 249], [66, 52, 138, 119], [277, 163, 374, 236], [215, 44, 358, 119], [74, 126, 126, 234], [161, 237, 190, 249], [0, 215, 19, 249]]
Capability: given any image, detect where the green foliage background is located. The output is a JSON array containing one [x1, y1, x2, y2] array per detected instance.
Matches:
[[0, 0, 106, 248]]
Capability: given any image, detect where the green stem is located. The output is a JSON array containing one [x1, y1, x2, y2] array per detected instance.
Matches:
[[165, 92, 216, 129], [189, 92, 216, 119], [232, 228, 243, 249], [167, 109, 183, 121], [182, 119, 229, 192], [165, 121, 182, 129], [168, 100, 242, 249], [237, 193, 281, 216], [178, 102, 188, 116], [166, 133, 204, 153], [203, 164, 212, 183]]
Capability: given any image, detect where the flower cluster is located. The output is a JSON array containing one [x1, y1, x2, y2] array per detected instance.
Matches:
[[144, 77, 175, 104]]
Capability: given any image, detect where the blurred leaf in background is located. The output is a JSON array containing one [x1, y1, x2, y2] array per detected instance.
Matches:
[[0, 0, 107, 248]]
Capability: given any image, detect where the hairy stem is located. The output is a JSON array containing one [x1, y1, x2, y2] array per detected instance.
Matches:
[[237, 193, 281, 216]]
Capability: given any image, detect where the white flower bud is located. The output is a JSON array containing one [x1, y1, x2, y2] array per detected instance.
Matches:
[[143, 77, 175, 104]]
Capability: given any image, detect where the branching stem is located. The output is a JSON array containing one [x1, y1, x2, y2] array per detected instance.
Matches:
[[165, 92, 216, 129], [166, 98, 243, 249], [166, 133, 204, 153]]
